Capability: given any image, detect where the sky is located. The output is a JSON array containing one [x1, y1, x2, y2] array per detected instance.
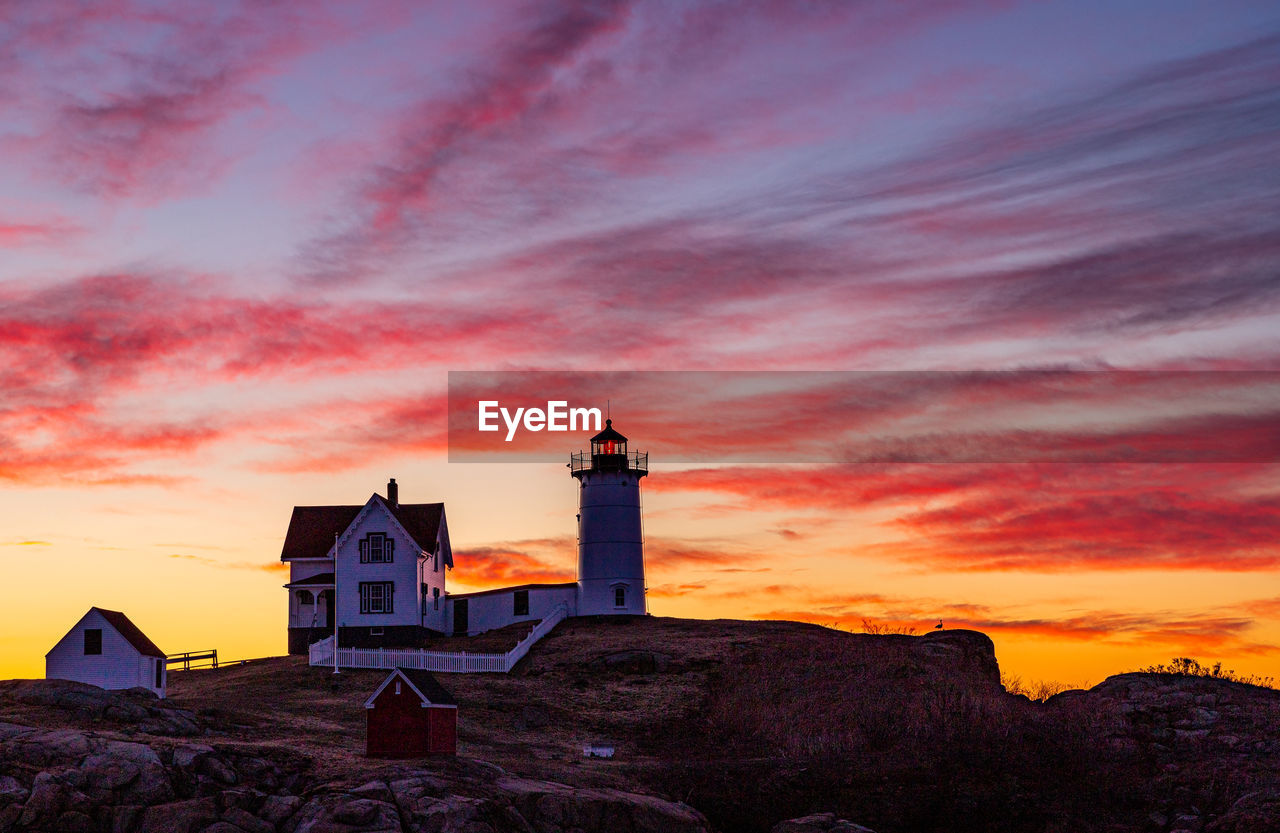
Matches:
[[2, 0, 1279, 686]]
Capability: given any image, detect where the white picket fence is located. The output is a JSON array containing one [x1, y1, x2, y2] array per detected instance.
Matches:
[[308, 603, 568, 673]]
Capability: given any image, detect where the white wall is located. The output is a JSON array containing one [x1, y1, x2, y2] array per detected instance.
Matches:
[[576, 469, 646, 616], [45, 609, 165, 698], [335, 501, 442, 631], [420, 513, 449, 632], [448, 585, 577, 636]]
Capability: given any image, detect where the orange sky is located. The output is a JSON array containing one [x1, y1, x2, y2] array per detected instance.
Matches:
[[3, 2, 1279, 687]]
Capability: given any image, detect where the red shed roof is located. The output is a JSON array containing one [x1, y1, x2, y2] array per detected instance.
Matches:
[[364, 667, 457, 707], [92, 607, 165, 658], [280, 496, 444, 561]]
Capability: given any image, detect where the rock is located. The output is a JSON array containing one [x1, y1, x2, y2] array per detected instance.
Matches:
[[0, 776, 28, 805], [80, 752, 142, 792], [259, 794, 303, 825], [174, 743, 216, 768], [772, 813, 877, 833], [17, 772, 91, 829], [1207, 791, 1280, 833], [102, 740, 163, 766], [55, 809, 97, 832], [18, 728, 92, 765], [136, 797, 219, 833], [351, 780, 394, 802], [201, 754, 239, 785], [286, 795, 401, 833], [221, 806, 276, 833]]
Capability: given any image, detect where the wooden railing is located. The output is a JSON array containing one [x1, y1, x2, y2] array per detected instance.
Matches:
[[166, 649, 218, 670], [308, 603, 568, 673]]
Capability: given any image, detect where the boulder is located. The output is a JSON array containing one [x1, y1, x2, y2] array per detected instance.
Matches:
[[771, 813, 877, 833], [136, 797, 219, 833]]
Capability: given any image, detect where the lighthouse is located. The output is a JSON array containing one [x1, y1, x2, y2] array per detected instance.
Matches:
[[570, 419, 648, 616]]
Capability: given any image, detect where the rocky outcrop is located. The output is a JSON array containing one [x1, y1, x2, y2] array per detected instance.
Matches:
[[770, 813, 876, 833], [0, 679, 202, 736], [916, 630, 1001, 687], [1049, 673, 1280, 832], [0, 708, 710, 833]]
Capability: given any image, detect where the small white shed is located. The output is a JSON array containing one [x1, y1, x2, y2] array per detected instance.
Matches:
[[45, 607, 168, 698]]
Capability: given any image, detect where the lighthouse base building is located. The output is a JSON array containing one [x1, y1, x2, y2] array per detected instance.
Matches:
[[281, 421, 648, 651]]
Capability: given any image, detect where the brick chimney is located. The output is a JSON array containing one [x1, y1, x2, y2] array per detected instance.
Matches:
[[387, 478, 398, 506]]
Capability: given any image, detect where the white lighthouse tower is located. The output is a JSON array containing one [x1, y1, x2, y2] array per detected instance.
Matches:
[[570, 419, 648, 616]]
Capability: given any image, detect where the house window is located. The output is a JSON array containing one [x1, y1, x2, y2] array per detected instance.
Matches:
[[513, 589, 529, 616], [298, 590, 314, 605], [395, 680, 401, 695], [614, 586, 626, 608], [433, 586, 440, 610], [370, 626, 384, 636], [155, 659, 164, 688], [359, 533, 395, 563], [359, 581, 395, 614], [84, 629, 102, 655], [433, 550, 439, 572]]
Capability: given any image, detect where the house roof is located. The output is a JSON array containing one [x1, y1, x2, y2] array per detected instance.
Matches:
[[284, 572, 334, 588], [280, 497, 444, 561], [447, 582, 577, 600], [364, 667, 458, 708], [92, 607, 165, 658]]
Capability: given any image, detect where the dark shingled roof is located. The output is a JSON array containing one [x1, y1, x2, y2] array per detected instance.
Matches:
[[279, 496, 443, 561], [396, 668, 457, 706], [284, 572, 334, 587], [92, 607, 165, 658]]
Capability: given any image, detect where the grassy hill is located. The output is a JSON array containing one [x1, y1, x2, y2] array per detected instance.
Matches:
[[3, 616, 1278, 832]]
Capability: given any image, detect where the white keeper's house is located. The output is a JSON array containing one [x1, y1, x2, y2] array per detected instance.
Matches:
[[282, 420, 648, 653]]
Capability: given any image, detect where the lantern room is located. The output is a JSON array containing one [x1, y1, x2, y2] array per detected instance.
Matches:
[[571, 419, 647, 476]]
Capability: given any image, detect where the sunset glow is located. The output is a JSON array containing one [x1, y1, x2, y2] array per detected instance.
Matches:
[[2, 0, 1278, 688]]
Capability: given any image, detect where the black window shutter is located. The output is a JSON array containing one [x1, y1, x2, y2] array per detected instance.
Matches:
[[359, 539, 368, 562], [387, 538, 395, 560]]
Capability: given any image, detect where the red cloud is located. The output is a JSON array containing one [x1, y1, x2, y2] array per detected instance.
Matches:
[[451, 538, 576, 589], [750, 599, 1275, 657], [655, 462, 1280, 572]]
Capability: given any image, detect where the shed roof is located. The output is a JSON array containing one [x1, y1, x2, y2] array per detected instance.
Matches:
[[280, 497, 444, 561], [92, 608, 165, 658], [364, 667, 458, 707]]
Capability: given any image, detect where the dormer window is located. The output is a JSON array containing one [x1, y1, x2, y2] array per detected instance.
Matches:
[[359, 532, 395, 563]]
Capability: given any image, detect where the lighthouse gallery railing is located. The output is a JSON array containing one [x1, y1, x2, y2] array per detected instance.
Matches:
[[569, 450, 647, 474]]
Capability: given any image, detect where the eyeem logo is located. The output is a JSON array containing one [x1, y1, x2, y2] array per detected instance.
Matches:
[[478, 401, 603, 442]]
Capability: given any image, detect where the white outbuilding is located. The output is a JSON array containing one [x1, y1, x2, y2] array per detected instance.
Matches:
[[45, 607, 168, 698]]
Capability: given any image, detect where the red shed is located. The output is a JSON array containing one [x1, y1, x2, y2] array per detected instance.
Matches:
[[364, 667, 457, 757]]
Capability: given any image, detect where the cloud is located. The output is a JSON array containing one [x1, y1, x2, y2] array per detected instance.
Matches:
[[2, 1, 335, 198], [451, 537, 576, 588], [655, 461, 1280, 573], [168, 553, 287, 573], [750, 599, 1276, 657]]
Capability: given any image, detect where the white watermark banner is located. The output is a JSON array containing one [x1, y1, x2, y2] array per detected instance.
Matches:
[[447, 370, 1280, 463]]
